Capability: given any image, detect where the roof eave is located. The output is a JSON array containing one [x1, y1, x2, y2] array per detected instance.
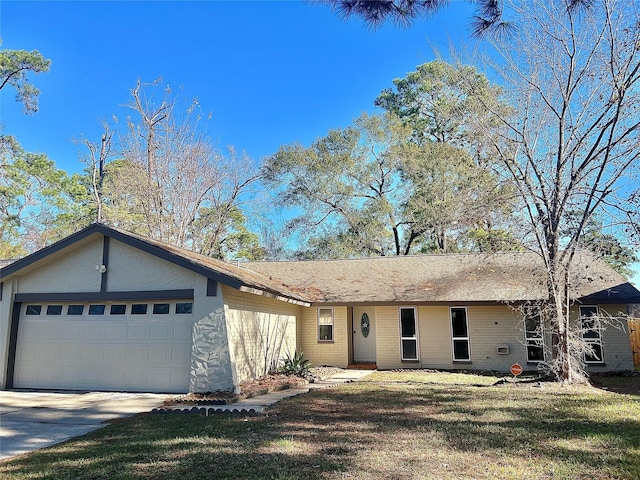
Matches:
[[238, 285, 311, 307], [0, 223, 240, 290]]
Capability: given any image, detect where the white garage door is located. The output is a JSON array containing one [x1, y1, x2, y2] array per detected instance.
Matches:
[[14, 300, 194, 393]]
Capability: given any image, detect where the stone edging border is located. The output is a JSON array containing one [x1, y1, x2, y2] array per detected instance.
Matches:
[[152, 406, 260, 416], [152, 378, 357, 416]]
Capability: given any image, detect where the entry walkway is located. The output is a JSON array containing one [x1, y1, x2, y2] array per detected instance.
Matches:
[[157, 369, 375, 414]]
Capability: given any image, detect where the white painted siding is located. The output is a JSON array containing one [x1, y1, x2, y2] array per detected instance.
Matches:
[[106, 240, 197, 291], [17, 237, 103, 293]]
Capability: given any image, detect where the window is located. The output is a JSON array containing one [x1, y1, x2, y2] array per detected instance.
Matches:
[[176, 302, 193, 314], [131, 304, 147, 315], [399, 307, 418, 361], [67, 305, 84, 315], [25, 305, 42, 315], [46, 305, 63, 316], [88, 304, 106, 315], [110, 304, 127, 315], [451, 307, 471, 361], [318, 308, 334, 342], [581, 306, 604, 364], [89, 305, 105, 315], [524, 310, 544, 362], [153, 303, 170, 314]]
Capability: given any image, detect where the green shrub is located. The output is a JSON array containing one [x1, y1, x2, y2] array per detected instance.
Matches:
[[278, 352, 311, 378]]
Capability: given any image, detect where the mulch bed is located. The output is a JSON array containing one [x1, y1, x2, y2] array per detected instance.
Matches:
[[168, 366, 344, 405]]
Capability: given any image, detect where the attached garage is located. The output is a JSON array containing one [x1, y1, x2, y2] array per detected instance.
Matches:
[[13, 299, 194, 393], [0, 223, 308, 394]]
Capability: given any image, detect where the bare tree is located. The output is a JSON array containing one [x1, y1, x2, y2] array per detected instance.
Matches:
[[75, 123, 114, 223], [107, 79, 260, 255], [474, 0, 640, 381]]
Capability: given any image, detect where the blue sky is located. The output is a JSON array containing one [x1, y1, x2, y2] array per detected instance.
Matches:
[[1, 0, 638, 286], [0, 0, 475, 170]]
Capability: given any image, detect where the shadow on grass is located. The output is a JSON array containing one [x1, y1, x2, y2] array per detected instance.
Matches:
[[590, 373, 640, 397], [2, 378, 640, 479]]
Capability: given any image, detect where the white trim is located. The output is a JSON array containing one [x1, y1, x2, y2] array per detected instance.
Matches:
[[524, 310, 545, 363], [399, 306, 419, 361], [580, 305, 604, 364], [318, 307, 334, 342], [450, 306, 471, 362], [238, 285, 311, 307]]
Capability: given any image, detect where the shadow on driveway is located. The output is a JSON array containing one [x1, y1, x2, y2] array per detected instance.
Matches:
[[0, 390, 168, 460]]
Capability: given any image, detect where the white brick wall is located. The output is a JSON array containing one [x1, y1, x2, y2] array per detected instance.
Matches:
[[222, 294, 634, 375], [222, 285, 301, 384], [298, 306, 349, 367], [374, 303, 634, 372]]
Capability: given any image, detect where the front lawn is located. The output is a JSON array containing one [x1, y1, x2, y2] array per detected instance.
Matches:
[[2, 371, 639, 479]]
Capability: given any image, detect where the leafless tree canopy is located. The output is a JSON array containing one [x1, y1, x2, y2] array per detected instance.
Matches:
[[98, 80, 261, 258], [475, 0, 640, 381]]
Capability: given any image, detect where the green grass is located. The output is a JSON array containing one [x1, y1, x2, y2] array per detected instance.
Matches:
[[2, 371, 639, 479]]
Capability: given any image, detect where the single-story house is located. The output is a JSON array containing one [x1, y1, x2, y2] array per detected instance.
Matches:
[[1, 223, 638, 393]]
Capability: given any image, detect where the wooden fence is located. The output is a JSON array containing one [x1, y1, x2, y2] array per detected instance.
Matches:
[[630, 318, 640, 368]]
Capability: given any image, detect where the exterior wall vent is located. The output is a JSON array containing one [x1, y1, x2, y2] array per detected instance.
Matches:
[[496, 344, 510, 355]]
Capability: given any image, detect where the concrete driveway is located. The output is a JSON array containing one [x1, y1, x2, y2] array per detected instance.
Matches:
[[0, 390, 168, 461]]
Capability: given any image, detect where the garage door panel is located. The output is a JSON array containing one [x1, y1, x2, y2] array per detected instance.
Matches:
[[172, 345, 192, 362], [123, 370, 147, 387], [38, 345, 60, 363], [14, 367, 36, 385], [63, 324, 84, 339], [145, 369, 170, 387], [124, 346, 147, 363], [127, 325, 148, 340], [149, 324, 171, 340], [60, 346, 82, 363], [173, 324, 192, 340], [100, 370, 124, 387], [148, 346, 171, 363], [18, 322, 42, 340], [78, 369, 100, 386], [58, 369, 80, 386], [82, 346, 104, 363], [14, 300, 194, 393], [41, 324, 63, 340], [103, 346, 126, 363], [84, 325, 106, 339], [105, 324, 127, 339]]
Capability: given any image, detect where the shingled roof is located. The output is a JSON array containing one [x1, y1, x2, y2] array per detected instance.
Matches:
[[0, 224, 311, 306], [3, 224, 638, 306], [244, 252, 640, 304]]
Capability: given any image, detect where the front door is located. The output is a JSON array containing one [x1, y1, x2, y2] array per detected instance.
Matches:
[[353, 307, 376, 363]]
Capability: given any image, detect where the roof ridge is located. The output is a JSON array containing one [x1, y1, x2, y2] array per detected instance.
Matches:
[[245, 251, 535, 265]]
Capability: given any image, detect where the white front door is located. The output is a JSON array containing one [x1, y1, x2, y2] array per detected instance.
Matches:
[[353, 307, 376, 363]]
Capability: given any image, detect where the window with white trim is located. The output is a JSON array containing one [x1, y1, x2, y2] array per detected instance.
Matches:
[[450, 307, 471, 361], [318, 308, 334, 342], [399, 307, 418, 361], [25, 305, 42, 315], [580, 305, 604, 364], [46, 305, 63, 316], [524, 310, 544, 363]]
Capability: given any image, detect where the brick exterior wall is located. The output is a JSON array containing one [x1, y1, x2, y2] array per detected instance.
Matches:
[[298, 306, 349, 367], [220, 292, 634, 376], [222, 285, 301, 384], [304, 303, 634, 373]]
